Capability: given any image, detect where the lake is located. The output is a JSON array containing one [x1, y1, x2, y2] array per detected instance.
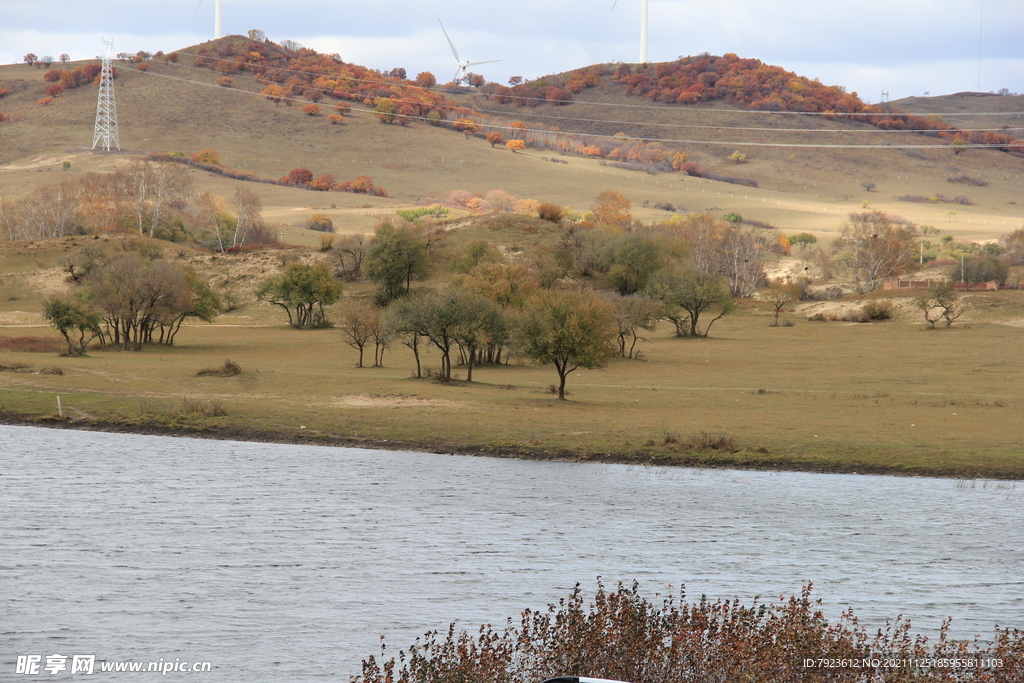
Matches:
[[2, 425, 1021, 680]]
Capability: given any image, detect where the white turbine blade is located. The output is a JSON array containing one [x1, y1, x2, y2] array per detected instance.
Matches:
[[453, 67, 462, 83], [194, 0, 203, 20], [611, 0, 618, 10], [438, 19, 460, 62], [466, 59, 502, 67]]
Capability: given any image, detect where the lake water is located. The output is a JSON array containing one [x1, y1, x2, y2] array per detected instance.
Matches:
[[2, 425, 1022, 681]]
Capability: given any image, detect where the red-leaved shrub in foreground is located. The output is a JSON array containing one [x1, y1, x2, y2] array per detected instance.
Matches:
[[355, 581, 1023, 683]]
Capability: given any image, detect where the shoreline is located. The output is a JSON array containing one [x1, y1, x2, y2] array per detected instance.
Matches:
[[4, 410, 1020, 481]]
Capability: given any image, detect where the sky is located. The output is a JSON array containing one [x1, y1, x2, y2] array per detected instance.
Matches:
[[1, 0, 1022, 103]]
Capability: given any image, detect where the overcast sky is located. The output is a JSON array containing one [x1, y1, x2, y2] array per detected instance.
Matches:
[[1, 0, 1021, 103]]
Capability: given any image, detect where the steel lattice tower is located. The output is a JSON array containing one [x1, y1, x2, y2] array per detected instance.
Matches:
[[91, 39, 120, 152]]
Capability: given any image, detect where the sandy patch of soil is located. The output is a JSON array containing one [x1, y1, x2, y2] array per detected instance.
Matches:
[[333, 393, 463, 409]]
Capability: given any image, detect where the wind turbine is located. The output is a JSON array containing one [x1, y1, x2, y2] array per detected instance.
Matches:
[[612, 0, 649, 64], [194, 0, 223, 40], [438, 19, 501, 85]]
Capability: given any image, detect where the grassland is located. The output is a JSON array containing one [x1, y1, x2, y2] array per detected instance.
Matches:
[[2, 52, 1023, 477], [1, 232, 1022, 479]]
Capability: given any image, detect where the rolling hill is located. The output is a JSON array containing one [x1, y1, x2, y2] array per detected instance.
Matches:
[[1, 38, 1022, 244]]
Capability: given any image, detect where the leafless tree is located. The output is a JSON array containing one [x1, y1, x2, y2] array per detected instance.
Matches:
[[833, 211, 918, 293], [149, 162, 191, 238], [718, 224, 773, 297], [232, 187, 263, 248]]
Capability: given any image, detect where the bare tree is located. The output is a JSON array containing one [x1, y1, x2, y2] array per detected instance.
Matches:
[[335, 233, 366, 279], [232, 187, 263, 248], [717, 224, 773, 297], [606, 293, 661, 358], [195, 192, 229, 252], [0, 184, 80, 240], [761, 279, 803, 326], [120, 160, 152, 237], [339, 303, 378, 368], [833, 211, 918, 293], [149, 162, 191, 238], [673, 212, 724, 275], [78, 172, 124, 234]]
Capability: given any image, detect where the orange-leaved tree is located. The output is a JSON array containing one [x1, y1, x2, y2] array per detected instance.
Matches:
[[301, 103, 320, 116], [261, 84, 286, 104], [506, 139, 526, 153], [486, 132, 503, 147], [281, 168, 313, 186], [592, 190, 632, 227], [309, 174, 336, 191]]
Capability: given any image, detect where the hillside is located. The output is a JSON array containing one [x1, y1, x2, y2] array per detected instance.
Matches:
[[1, 39, 1022, 244]]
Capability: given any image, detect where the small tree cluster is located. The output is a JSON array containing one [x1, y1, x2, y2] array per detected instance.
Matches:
[[256, 262, 342, 329], [44, 251, 221, 351]]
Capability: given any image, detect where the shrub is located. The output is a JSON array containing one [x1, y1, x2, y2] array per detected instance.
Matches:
[[196, 359, 242, 377], [947, 173, 988, 186], [683, 431, 736, 452], [862, 300, 893, 320], [354, 581, 1024, 683], [842, 310, 871, 323], [191, 149, 220, 165], [536, 202, 563, 222], [178, 397, 228, 417], [306, 214, 334, 232]]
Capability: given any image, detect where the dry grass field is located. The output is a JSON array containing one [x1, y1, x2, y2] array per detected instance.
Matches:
[[2, 49, 1023, 476], [1, 232, 1022, 478]]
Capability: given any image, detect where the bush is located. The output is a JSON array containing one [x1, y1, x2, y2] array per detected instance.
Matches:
[[306, 213, 334, 232], [353, 581, 1024, 683], [862, 300, 893, 320], [957, 255, 1009, 285], [178, 397, 228, 417], [683, 431, 736, 452], [947, 173, 988, 186], [842, 310, 871, 323], [536, 202, 563, 222], [196, 359, 241, 377]]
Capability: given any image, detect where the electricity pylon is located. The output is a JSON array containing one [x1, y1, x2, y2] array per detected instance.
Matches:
[[92, 39, 120, 152]]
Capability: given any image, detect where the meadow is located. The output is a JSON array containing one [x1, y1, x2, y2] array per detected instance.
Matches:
[[2, 50, 1023, 478], [2, 252, 1022, 479]]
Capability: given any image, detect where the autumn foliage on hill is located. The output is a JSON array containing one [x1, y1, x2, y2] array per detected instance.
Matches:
[[178, 36, 462, 126], [612, 54, 1024, 156], [42, 64, 104, 91]]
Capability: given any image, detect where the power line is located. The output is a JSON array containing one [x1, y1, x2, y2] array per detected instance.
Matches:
[[168, 50, 1023, 118], [137, 67, 1019, 151], [155, 60, 1024, 135]]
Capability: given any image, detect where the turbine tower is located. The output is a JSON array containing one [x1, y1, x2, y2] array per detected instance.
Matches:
[[91, 38, 120, 152], [438, 19, 501, 85], [194, 0, 223, 39], [612, 0, 649, 64]]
